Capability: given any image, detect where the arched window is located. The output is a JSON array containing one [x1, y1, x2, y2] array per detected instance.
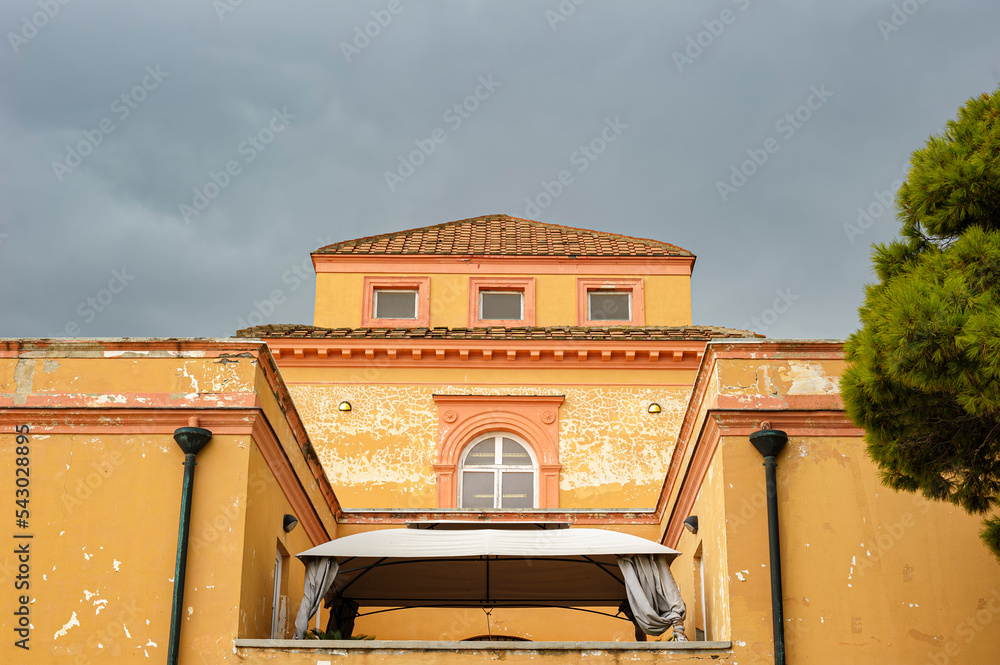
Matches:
[[458, 433, 536, 509]]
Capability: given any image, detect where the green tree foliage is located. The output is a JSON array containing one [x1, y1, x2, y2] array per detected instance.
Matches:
[[842, 87, 1000, 557]]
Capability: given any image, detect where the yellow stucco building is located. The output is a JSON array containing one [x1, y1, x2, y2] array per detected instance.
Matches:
[[2, 214, 999, 664]]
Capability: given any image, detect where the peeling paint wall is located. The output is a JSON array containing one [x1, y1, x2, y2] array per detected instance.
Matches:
[[0, 430, 249, 663], [721, 433, 1000, 663], [288, 382, 691, 509], [677, 347, 1000, 664], [0, 343, 336, 664]]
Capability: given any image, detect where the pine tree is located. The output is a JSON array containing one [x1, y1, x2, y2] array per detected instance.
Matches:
[[842, 87, 1000, 557]]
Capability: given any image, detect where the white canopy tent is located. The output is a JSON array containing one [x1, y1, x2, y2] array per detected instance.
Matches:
[[292, 527, 688, 640]]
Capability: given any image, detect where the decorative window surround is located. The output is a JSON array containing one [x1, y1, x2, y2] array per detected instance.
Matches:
[[362, 276, 430, 327], [468, 277, 536, 327], [432, 394, 564, 509], [577, 278, 645, 326]]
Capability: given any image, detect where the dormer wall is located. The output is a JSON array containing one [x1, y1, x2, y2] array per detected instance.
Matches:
[[311, 255, 694, 329]]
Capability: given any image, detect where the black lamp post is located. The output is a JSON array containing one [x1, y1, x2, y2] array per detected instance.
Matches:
[[167, 426, 212, 665], [750, 428, 788, 665]]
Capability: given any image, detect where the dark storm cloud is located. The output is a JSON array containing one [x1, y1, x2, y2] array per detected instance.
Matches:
[[2, 0, 999, 339]]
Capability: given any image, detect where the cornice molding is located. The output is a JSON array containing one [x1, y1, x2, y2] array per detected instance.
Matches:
[[265, 339, 708, 370], [311, 254, 695, 276]]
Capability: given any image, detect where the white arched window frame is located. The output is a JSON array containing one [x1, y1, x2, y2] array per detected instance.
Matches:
[[457, 432, 538, 509]]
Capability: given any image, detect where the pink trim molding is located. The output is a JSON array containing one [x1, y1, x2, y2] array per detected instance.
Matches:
[[467, 277, 536, 327], [576, 278, 645, 326], [432, 394, 565, 509], [361, 276, 431, 327]]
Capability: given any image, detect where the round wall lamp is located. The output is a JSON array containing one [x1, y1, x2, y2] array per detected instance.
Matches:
[[282, 514, 298, 533], [648, 403, 661, 414], [338, 401, 352, 412]]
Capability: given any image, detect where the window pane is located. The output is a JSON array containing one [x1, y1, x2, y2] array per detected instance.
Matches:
[[501, 438, 531, 466], [465, 439, 496, 466], [588, 291, 631, 321], [374, 290, 417, 319], [462, 472, 495, 508], [500, 472, 533, 508], [480, 292, 523, 320]]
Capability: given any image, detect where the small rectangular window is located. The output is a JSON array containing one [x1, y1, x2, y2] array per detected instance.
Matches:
[[588, 291, 631, 321], [480, 291, 523, 321], [374, 290, 417, 319]]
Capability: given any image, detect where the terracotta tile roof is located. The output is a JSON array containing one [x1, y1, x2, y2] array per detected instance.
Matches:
[[236, 324, 763, 341], [314, 214, 693, 257]]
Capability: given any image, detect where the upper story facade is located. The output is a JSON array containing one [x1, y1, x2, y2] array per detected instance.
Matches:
[[240, 214, 755, 513], [311, 214, 696, 330]]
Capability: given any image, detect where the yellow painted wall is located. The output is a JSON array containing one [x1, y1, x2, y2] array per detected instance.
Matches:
[[238, 441, 317, 640], [314, 272, 692, 328], [285, 380, 691, 510], [0, 428, 250, 663], [720, 433, 1000, 664], [665, 346, 1000, 662], [0, 344, 336, 663], [673, 452, 731, 643]]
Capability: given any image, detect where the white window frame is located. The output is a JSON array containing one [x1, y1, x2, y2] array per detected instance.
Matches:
[[271, 547, 284, 638], [373, 289, 419, 320], [478, 290, 525, 321], [587, 288, 632, 321], [457, 432, 538, 509]]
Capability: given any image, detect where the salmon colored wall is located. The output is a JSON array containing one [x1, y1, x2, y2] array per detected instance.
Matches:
[[314, 272, 692, 329]]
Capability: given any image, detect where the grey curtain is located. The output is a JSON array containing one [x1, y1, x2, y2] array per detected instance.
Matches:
[[292, 557, 339, 639], [617, 554, 687, 639]]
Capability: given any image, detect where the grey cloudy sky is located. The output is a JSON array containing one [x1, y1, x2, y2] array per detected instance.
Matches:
[[2, 0, 999, 340]]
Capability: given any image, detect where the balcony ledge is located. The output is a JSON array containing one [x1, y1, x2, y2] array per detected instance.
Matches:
[[235, 638, 733, 652]]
